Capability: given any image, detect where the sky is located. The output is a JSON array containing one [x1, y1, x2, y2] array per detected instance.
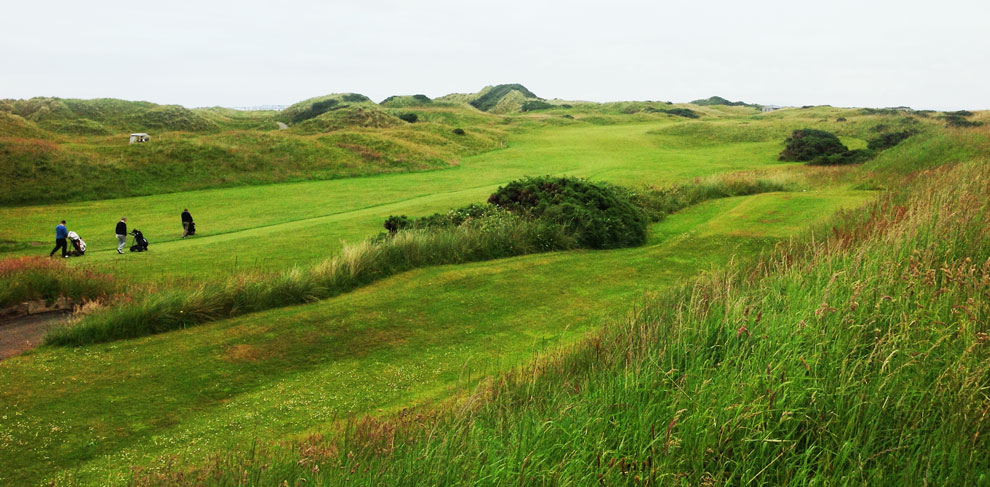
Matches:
[[1, 0, 988, 110]]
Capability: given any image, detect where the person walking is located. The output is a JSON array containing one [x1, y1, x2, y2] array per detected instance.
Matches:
[[115, 217, 127, 254], [181, 208, 194, 238], [49, 220, 68, 258]]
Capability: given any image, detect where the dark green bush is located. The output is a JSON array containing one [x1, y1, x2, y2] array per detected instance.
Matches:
[[806, 148, 875, 166], [662, 108, 699, 119], [289, 99, 343, 123], [778, 129, 849, 162], [452, 128, 466, 135], [867, 130, 915, 151], [341, 93, 370, 102], [487, 176, 647, 249], [836, 117, 847, 122], [384, 215, 410, 234], [942, 111, 983, 128], [398, 113, 418, 123], [520, 100, 554, 112]]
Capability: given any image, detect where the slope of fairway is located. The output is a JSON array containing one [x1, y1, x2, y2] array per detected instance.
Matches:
[[0, 189, 872, 485], [0, 122, 800, 284]]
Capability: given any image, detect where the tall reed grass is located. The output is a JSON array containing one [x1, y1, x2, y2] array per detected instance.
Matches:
[[44, 217, 575, 346], [132, 159, 990, 485], [0, 256, 117, 309]]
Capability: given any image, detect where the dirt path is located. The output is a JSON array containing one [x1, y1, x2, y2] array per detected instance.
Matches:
[[276, 121, 288, 130], [0, 311, 72, 360]]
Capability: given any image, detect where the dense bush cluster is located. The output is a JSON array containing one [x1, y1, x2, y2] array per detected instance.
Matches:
[[520, 100, 555, 112], [487, 176, 647, 249], [288, 99, 344, 123], [778, 129, 849, 162], [397, 113, 418, 123], [644, 106, 699, 118], [384, 177, 648, 249], [942, 110, 983, 128], [867, 130, 915, 151]]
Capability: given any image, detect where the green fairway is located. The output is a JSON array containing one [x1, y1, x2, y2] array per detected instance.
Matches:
[[0, 189, 872, 485], [3, 106, 930, 486], [0, 122, 801, 284]]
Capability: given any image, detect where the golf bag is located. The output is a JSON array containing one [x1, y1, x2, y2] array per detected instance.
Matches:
[[129, 229, 149, 252], [66, 231, 86, 256], [187, 221, 196, 236]]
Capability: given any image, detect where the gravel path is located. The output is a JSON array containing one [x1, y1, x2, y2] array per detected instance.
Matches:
[[0, 311, 72, 360]]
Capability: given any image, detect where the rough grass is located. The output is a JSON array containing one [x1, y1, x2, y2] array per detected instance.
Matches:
[[136, 150, 990, 486], [44, 217, 575, 346], [0, 256, 118, 308]]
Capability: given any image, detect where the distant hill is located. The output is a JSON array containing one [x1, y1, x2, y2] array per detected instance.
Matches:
[[435, 84, 543, 114], [278, 93, 375, 124], [0, 97, 219, 133], [690, 96, 758, 108]]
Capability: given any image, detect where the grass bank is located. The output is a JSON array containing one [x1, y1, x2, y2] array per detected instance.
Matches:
[[137, 160, 990, 484]]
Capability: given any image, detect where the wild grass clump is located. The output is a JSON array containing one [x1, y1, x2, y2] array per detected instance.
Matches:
[[0, 256, 117, 309], [867, 130, 916, 151], [631, 175, 791, 222], [143, 156, 990, 486], [44, 218, 575, 346]]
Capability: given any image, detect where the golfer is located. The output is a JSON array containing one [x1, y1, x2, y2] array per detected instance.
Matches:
[[115, 217, 127, 254], [50, 220, 68, 258], [181, 208, 194, 238]]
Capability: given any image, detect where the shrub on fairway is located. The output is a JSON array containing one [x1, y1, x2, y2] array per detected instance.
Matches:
[[778, 129, 849, 162], [488, 176, 648, 249]]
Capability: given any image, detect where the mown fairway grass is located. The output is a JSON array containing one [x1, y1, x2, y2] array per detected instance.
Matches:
[[0, 122, 802, 284], [0, 189, 871, 485], [1, 108, 942, 485]]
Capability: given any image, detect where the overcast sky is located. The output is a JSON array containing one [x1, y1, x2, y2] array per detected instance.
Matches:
[[2, 0, 988, 110]]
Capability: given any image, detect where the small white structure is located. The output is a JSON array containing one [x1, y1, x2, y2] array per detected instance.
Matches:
[[761, 105, 782, 113], [129, 133, 151, 144]]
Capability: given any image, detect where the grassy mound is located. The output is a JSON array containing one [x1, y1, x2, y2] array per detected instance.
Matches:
[[469, 84, 540, 112], [689, 95, 756, 108], [171, 146, 990, 487]]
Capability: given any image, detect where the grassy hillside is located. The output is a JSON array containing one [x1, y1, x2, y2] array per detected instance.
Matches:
[[131, 120, 989, 487], [0, 100, 985, 486], [0, 96, 508, 205]]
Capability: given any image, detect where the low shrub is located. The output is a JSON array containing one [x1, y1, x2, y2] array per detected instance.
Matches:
[[452, 128, 466, 135], [397, 113, 418, 123], [520, 100, 554, 112], [867, 130, 916, 151], [942, 111, 983, 128], [340, 93, 371, 103], [778, 129, 849, 162], [662, 108, 699, 118], [488, 176, 648, 249]]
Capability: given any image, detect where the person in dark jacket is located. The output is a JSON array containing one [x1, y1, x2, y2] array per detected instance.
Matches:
[[181, 209, 194, 238], [115, 217, 127, 254], [50, 220, 68, 258]]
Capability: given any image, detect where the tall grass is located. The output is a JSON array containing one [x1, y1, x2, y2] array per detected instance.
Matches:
[[632, 174, 792, 221], [0, 256, 118, 309], [133, 159, 990, 485], [44, 217, 575, 346]]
